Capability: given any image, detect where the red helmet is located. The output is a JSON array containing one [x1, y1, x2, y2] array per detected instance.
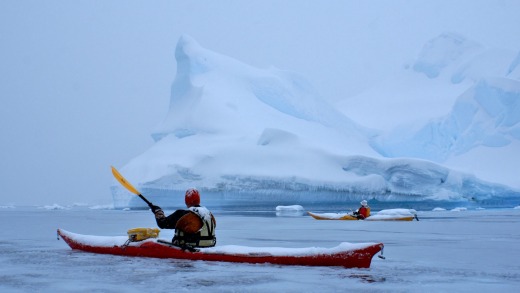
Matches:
[[185, 188, 200, 207]]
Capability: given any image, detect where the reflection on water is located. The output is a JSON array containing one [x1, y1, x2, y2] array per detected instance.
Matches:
[[347, 273, 387, 283]]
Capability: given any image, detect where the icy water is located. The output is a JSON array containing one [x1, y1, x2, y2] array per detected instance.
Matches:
[[1, 206, 519, 292]]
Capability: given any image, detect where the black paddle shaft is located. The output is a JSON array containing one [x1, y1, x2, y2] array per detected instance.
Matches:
[[138, 194, 153, 207]]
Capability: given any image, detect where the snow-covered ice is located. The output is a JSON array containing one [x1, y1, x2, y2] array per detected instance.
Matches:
[[1, 206, 519, 292], [111, 35, 520, 209], [275, 205, 305, 217]]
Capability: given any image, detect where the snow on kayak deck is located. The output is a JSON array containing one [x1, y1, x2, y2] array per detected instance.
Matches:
[[58, 229, 377, 256], [309, 212, 352, 219], [367, 208, 417, 221]]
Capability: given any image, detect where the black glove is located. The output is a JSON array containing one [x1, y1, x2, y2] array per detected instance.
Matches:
[[150, 205, 162, 214]]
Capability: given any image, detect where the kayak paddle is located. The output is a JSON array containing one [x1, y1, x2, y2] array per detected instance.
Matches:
[[111, 166, 154, 208]]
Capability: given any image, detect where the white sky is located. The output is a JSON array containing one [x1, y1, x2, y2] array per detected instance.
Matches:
[[1, 1, 519, 205]]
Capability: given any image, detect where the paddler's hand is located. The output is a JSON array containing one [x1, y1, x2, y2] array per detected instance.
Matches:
[[150, 205, 162, 214]]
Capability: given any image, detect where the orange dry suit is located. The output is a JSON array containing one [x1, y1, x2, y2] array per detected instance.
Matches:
[[356, 206, 371, 219]]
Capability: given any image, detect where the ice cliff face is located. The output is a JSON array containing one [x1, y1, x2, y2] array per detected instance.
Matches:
[[371, 78, 520, 161], [371, 33, 520, 165], [112, 35, 519, 209]]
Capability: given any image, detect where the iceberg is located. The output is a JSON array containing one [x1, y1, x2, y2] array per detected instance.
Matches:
[[111, 35, 519, 209], [371, 78, 520, 161]]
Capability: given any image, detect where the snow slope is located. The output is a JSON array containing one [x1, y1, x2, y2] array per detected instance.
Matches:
[[112, 35, 519, 209], [371, 78, 520, 162], [364, 33, 520, 186]]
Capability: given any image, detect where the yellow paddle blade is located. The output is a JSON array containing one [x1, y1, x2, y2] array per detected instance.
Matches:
[[111, 166, 141, 195]]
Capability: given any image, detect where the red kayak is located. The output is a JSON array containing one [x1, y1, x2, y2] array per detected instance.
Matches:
[[57, 229, 384, 268]]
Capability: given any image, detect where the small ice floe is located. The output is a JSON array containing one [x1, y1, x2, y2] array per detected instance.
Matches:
[[432, 207, 447, 211], [0, 205, 15, 209], [450, 207, 468, 212], [514, 206, 520, 210], [275, 205, 304, 217], [41, 204, 68, 210], [89, 204, 114, 210]]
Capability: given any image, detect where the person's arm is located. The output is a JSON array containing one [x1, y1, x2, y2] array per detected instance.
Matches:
[[154, 208, 188, 229]]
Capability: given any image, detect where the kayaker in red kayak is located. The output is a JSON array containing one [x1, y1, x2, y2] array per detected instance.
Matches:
[[151, 188, 216, 250], [353, 200, 371, 220]]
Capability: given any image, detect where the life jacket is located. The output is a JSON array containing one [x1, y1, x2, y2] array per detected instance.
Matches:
[[357, 206, 371, 219], [173, 206, 216, 248]]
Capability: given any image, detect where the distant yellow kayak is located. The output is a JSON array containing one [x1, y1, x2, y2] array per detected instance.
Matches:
[[308, 212, 359, 220], [308, 209, 418, 221]]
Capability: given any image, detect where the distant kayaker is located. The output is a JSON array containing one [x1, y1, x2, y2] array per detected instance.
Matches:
[[353, 200, 371, 220], [151, 188, 216, 249]]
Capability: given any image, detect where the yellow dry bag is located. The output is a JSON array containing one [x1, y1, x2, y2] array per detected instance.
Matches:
[[127, 227, 160, 241]]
